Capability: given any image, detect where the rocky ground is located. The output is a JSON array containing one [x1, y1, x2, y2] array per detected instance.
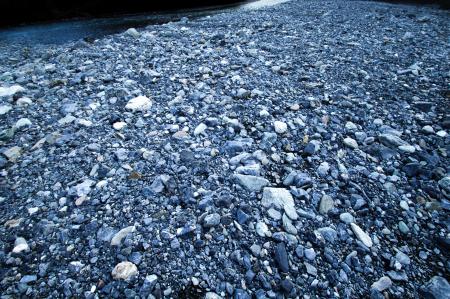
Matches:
[[0, 0, 449, 298]]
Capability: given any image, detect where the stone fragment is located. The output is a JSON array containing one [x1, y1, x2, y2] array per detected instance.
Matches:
[[350, 223, 373, 247], [343, 137, 358, 149], [420, 276, 450, 299], [12, 237, 29, 253], [112, 261, 138, 280], [371, 276, 392, 292], [111, 226, 135, 246], [125, 96, 152, 112], [262, 188, 297, 220], [319, 194, 334, 214], [234, 174, 269, 192], [274, 121, 288, 134]]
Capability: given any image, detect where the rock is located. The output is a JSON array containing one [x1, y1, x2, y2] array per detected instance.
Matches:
[[256, 222, 271, 237], [304, 248, 316, 261], [262, 188, 298, 220], [378, 133, 408, 147], [204, 213, 221, 227], [398, 145, 415, 153], [319, 194, 334, 214], [125, 28, 140, 38], [0, 85, 25, 97], [422, 125, 434, 134], [194, 123, 208, 136], [0, 105, 12, 115], [125, 96, 152, 112], [234, 174, 269, 192], [339, 212, 355, 224], [12, 237, 29, 253], [371, 276, 392, 292], [304, 262, 317, 276], [274, 242, 289, 273], [398, 221, 409, 234], [438, 177, 450, 193], [343, 137, 358, 149], [350, 223, 373, 247], [274, 121, 288, 134], [2, 146, 21, 162], [113, 121, 127, 130], [111, 226, 135, 246], [317, 162, 330, 177], [420, 276, 450, 299], [112, 261, 138, 280]]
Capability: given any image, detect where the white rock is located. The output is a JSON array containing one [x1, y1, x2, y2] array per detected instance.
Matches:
[[16, 97, 32, 106], [422, 125, 434, 134], [256, 222, 271, 237], [259, 109, 270, 117], [125, 96, 152, 112], [14, 118, 32, 129], [0, 85, 25, 97], [111, 226, 136, 246], [113, 121, 127, 130], [234, 174, 269, 192], [0, 105, 12, 115], [12, 237, 29, 253], [125, 28, 140, 38], [343, 137, 358, 149], [371, 276, 392, 292], [436, 130, 447, 137], [398, 145, 415, 153], [58, 115, 77, 125], [274, 121, 288, 134], [194, 123, 207, 136], [262, 188, 297, 220], [3, 146, 21, 161], [345, 121, 357, 130], [77, 119, 93, 127], [112, 261, 138, 280], [73, 179, 95, 197], [350, 223, 373, 247]]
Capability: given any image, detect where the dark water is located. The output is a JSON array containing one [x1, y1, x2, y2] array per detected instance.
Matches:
[[0, 3, 249, 46]]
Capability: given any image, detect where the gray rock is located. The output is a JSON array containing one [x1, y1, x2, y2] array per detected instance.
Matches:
[[234, 174, 269, 192], [204, 213, 221, 228], [420, 276, 450, 299], [319, 194, 334, 214], [350, 223, 373, 247], [371, 276, 392, 292], [262, 188, 298, 220]]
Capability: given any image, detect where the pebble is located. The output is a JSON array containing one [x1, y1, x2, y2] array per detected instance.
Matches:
[[111, 261, 138, 280], [343, 137, 358, 149], [274, 121, 288, 134], [12, 237, 29, 253], [350, 223, 373, 247], [111, 226, 135, 246], [125, 96, 152, 112], [371, 276, 392, 292]]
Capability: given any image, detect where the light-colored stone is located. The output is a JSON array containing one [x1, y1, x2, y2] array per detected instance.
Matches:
[[113, 121, 127, 130], [112, 261, 138, 280], [234, 174, 269, 192], [3, 146, 21, 162], [262, 188, 297, 220], [0, 105, 12, 115], [125, 96, 152, 112], [125, 28, 140, 38], [194, 123, 207, 136], [111, 226, 135, 246], [12, 237, 29, 253], [350, 223, 373, 247], [319, 194, 334, 214], [343, 137, 358, 149], [274, 121, 287, 134], [14, 118, 32, 129], [256, 221, 271, 237], [0, 85, 25, 97], [371, 276, 392, 292], [398, 145, 415, 153]]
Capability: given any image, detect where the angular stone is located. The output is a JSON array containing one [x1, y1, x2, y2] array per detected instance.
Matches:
[[0, 85, 25, 97], [3, 146, 21, 162], [112, 261, 138, 280], [343, 137, 358, 149], [125, 96, 152, 112], [420, 276, 450, 299], [262, 188, 297, 220], [350, 223, 373, 247], [274, 242, 289, 273], [379, 133, 409, 148], [319, 194, 334, 214], [234, 174, 269, 192], [274, 121, 288, 134], [371, 276, 392, 292], [12, 237, 29, 253], [111, 226, 135, 246]]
